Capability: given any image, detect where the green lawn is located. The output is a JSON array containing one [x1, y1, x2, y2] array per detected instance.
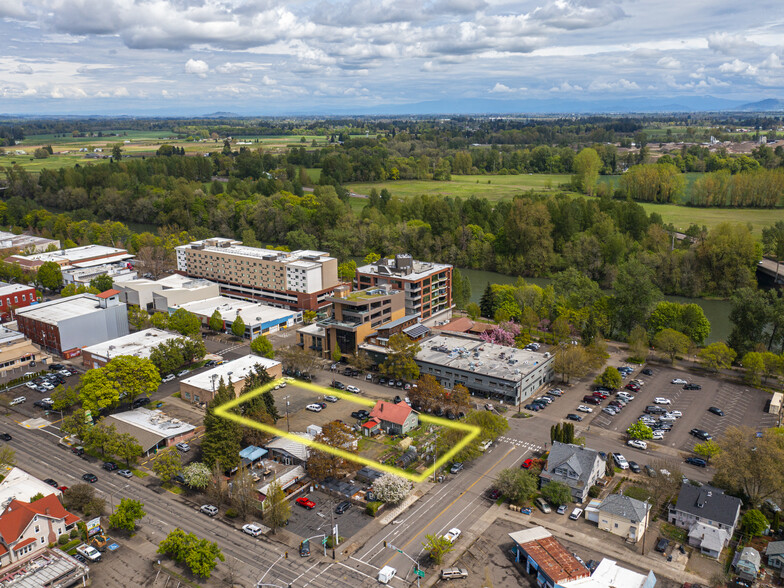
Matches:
[[346, 173, 573, 202]]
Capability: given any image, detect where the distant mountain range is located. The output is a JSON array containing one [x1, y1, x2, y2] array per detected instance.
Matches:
[[1, 96, 783, 118]]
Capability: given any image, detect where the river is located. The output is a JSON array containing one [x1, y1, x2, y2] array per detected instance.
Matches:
[[457, 267, 732, 344]]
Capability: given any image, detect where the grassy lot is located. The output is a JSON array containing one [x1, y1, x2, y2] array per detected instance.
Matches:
[[346, 173, 573, 202]]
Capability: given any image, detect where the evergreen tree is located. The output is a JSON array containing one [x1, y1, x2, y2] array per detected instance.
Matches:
[[479, 283, 494, 319], [201, 380, 242, 470]]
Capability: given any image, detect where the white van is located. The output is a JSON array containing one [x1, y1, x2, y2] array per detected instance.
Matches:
[[377, 566, 397, 584], [10, 397, 25, 406], [441, 567, 469, 580]]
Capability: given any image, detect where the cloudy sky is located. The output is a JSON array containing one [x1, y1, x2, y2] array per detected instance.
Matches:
[[0, 0, 782, 114]]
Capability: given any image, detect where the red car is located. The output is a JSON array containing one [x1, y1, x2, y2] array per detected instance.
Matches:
[[521, 458, 534, 469], [592, 391, 608, 399], [296, 497, 316, 509], [625, 383, 640, 392]]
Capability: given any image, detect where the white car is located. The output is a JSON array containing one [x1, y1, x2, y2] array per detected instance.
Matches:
[[667, 410, 683, 418], [569, 507, 584, 520], [242, 523, 264, 537], [612, 453, 629, 469], [306, 404, 323, 412], [25, 382, 37, 390], [41, 383, 54, 391], [10, 397, 25, 406], [653, 397, 671, 405], [651, 430, 664, 440], [671, 378, 688, 385], [617, 393, 633, 401], [161, 374, 175, 383], [659, 414, 677, 422], [577, 405, 593, 413], [346, 385, 360, 394], [627, 439, 647, 450], [324, 395, 339, 403], [443, 528, 461, 543]]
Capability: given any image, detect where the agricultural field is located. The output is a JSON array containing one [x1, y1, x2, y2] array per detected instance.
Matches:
[[345, 173, 573, 202]]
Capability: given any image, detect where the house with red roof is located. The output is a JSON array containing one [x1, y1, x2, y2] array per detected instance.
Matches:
[[0, 494, 80, 565], [369, 400, 419, 435]]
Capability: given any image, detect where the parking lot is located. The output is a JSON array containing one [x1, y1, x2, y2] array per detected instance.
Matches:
[[286, 489, 371, 543], [588, 365, 779, 453]]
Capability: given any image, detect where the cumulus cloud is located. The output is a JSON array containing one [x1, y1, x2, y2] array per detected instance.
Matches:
[[489, 82, 526, 94], [185, 59, 209, 77], [718, 59, 758, 76], [762, 53, 782, 70], [215, 62, 241, 75], [532, 0, 626, 31], [707, 32, 757, 55], [588, 78, 640, 91], [15, 64, 33, 74], [550, 81, 583, 92], [656, 56, 680, 69]]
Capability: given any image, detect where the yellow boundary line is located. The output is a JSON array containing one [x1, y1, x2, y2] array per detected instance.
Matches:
[[214, 378, 481, 483]]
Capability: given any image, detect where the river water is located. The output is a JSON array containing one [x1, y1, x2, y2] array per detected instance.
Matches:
[[457, 267, 732, 344]]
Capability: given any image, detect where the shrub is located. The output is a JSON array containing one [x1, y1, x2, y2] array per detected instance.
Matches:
[[225, 508, 238, 518], [58, 535, 69, 545], [70, 528, 79, 539], [366, 501, 383, 517], [588, 485, 601, 498]]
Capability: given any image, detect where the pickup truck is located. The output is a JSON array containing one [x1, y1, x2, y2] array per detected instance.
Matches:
[[76, 544, 102, 562]]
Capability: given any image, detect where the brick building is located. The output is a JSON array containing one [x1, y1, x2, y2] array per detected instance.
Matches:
[[0, 283, 37, 322]]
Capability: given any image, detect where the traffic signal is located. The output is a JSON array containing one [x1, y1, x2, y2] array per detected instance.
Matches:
[[284, 552, 288, 559], [383, 541, 387, 548]]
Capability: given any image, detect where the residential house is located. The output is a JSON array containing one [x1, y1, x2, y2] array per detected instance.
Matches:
[[688, 522, 730, 559], [539, 442, 605, 502], [368, 400, 419, 435], [596, 494, 651, 543], [265, 433, 313, 466], [668, 484, 741, 536], [564, 558, 657, 588], [766, 541, 784, 569], [0, 494, 80, 566], [733, 547, 761, 582]]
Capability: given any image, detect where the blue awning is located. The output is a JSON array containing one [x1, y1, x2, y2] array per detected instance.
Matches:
[[239, 446, 268, 461]]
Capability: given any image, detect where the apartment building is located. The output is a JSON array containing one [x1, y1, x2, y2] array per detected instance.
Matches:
[[355, 254, 452, 323], [0, 283, 38, 322], [175, 238, 339, 311]]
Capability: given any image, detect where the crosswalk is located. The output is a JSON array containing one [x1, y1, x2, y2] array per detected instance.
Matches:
[[497, 436, 543, 453], [217, 342, 248, 355]]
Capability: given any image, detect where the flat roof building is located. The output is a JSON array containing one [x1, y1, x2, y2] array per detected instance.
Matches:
[[103, 408, 196, 455], [0, 231, 59, 254], [356, 254, 452, 323], [15, 291, 129, 358], [113, 273, 214, 310], [172, 296, 300, 339], [6, 244, 131, 270], [0, 468, 64, 509], [62, 260, 136, 286], [0, 283, 38, 322], [412, 334, 554, 405], [179, 354, 282, 404], [175, 238, 339, 311], [0, 326, 51, 376], [81, 328, 183, 369]]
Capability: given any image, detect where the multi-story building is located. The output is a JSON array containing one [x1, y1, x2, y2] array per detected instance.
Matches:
[[15, 290, 129, 358], [0, 283, 38, 322], [170, 296, 301, 339], [0, 231, 59, 254], [81, 328, 183, 369], [0, 326, 50, 375], [175, 238, 339, 311], [355, 254, 452, 323], [6, 244, 132, 271], [300, 285, 406, 357]]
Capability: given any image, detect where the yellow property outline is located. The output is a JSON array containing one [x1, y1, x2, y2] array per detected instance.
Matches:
[[214, 378, 482, 483]]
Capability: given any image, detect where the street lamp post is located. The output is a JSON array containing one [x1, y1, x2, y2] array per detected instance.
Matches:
[[283, 395, 291, 432]]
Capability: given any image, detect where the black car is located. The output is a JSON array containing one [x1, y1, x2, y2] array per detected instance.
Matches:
[[335, 501, 351, 514], [299, 539, 311, 557], [524, 404, 540, 412], [102, 462, 118, 471], [204, 360, 217, 368], [73, 554, 87, 563], [655, 538, 669, 553], [641, 368, 653, 376], [566, 413, 583, 422], [690, 428, 712, 441], [173, 475, 185, 484], [82, 473, 98, 483], [628, 461, 641, 473], [0, 433, 11, 441], [351, 410, 370, 420], [393, 396, 402, 404], [683, 383, 702, 390], [707, 406, 724, 416], [379, 378, 387, 385], [44, 478, 58, 487], [644, 465, 657, 477], [133, 397, 151, 408], [331, 381, 345, 390], [49, 364, 65, 371], [685, 457, 707, 467]]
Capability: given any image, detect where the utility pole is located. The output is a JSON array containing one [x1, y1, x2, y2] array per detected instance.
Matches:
[[283, 395, 291, 432], [382, 541, 422, 587], [330, 501, 337, 560]]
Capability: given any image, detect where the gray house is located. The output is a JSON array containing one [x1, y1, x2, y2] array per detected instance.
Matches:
[[688, 521, 730, 559], [766, 541, 784, 569], [668, 484, 741, 536], [733, 547, 761, 582], [539, 442, 605, 502], [369, 401, 419, 435]]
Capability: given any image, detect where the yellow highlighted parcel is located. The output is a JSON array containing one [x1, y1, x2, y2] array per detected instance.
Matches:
[[214, 378, 481, 483]]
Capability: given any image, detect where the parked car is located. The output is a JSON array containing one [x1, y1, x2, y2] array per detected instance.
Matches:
[[450, 462, 464, 474], [534, 497, 552, 514], [689, 428, 712, 441], [102, 462, 118, 471], [117, 469, 132, 478], [653, 397, 671, 405], [576, 405, 593, 413], [10, 397, 25, 406], [628, 461, 641, 473], [671, 378, 688, 385], [707, 406, 724, 416], [296, 497, 316, 509], [161, 374, 175, 383], [200, 504, 219, 516], [548, 388, 563, 396], [351, 409, 369, 419], [306, 404, 323, 412], [612, 453, 629, 469], [485, 403, 494, 411], [346, 385, 360, 394], [242, 523, 264, 537], [644, 465, 657, 477], [569, 507, 583, 520], [176, 442, 191, 452], [655, 538, 670, 553], [685, 457, 707, 467], [44, 478, 58, 487], [521, 458, 534, 469], [324, 395, 339, 403], [0, 433, 11, 441], [133, 397, 151, 408], [641, 368, 653, 375], [335, 501, 351, 514], [582, 396, 601, 405], [683, 383, 702, 390], [651, 430, 664, 440], [602, 407, 618, 415], [627, 439, 647, 450], [556, 505, 567, 515], [487, 488, 502, 500], [566, 413, 583, 422], [81, 473, 98, 483]]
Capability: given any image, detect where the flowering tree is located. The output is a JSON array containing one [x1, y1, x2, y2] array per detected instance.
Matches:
[[373, 474, 412, 503], [182, 462, 211, 489], [481, 322, 520, 346]]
